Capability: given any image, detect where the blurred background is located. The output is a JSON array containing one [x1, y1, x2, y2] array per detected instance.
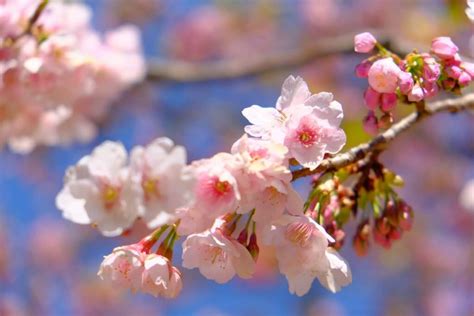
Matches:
[[0, 0, 473, 315]]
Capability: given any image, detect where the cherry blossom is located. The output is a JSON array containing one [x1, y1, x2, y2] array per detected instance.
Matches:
[[182, 227, 255, 284], [270, 215, 351, 296], [242, 76, 346, 170], [130, 137, 194, 229], [0, 0, 145, 153], [141, 254, 183, 299], [56, 141, 142, 236], [98, 245, 145, 292]]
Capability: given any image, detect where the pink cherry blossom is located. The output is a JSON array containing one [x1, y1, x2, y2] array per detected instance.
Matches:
[[354, 32, 377, 53], [130, 137, 194, 229], [56, 141, 142, 236], [0, 1, 145, 153], [368, 58, 402, 93], [182, 228, 255, 283], [270, 215, 351, 296], [407, 84, 424, 102], [98, 245, 145, 292], [431, 37, 458, 60], [242, 76, 346, 170], [141, 254, 183, 298]]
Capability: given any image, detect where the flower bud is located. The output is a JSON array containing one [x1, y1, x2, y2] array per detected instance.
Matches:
[[388, 227, 402, 240], [407, 84, 424, 102], [378, 112, 393, 129], [363, 111, 378, 135], [431, 37, 458, 59], [368, 58, 402, 93], [446, 65, 463, 79], [355, 60, 372, 78], [354, 32, 377, 53], [458, 71, 472, 86], [398, 71, 414, 94], [381, 93, 397, 112], [373, 229, 391, 249], [375, 217, 391, 235], [364, 87, 381, 110], [353, 235, 369, 256]]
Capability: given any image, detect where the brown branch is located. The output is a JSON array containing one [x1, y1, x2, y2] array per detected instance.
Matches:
[[291, 93, 474, 181], [146, 31, 411, 82]]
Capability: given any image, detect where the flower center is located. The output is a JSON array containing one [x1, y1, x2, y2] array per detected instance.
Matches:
[[285, 222, 314, 247], [214, 180, 230, 195], [102, 186, 120, 209], [142, 177, 159, 201], [297, 129, 318, 147]]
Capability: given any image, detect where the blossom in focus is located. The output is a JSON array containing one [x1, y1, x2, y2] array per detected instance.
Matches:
[[182, 227, 255, 283], [141, 254, 183, 298], [0, 0, 145, 153], [354, 32, 377, 53], [130, 137, 194, 229], [56, 141, 142, 236], [242, 76, 346, 170], [270, 215, 351, 296]]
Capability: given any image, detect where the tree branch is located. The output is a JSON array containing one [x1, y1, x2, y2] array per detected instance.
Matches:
[[291, 93, 474, 181], [146, 32, 411, 82]]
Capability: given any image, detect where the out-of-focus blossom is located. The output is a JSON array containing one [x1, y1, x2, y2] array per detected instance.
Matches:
[[56, 141, 142, 236], [459, 179, 474, 212], [354, 32, 377, 53], [0, 1, 145, 153], [467, 0, 474, 21]]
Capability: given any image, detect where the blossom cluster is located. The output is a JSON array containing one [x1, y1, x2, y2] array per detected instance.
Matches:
[[354, 32, 474, 134], [0, 0, 145, 153], [57, 76, 352, 297]]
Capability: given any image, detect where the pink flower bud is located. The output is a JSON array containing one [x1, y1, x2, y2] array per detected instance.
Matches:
[[431, 37, 459, 59], [355, 60, 371, 78], [364, 86, 381, 110], [381, 93, 397, 112], [446, 65, 463, 79], [422, 57, 441, 82], [368, 58, 401, 93], [458, 71, 472, 86], [462, 62, 474, 77], [407, 84, 424, 102], [363, 111, 378, 135], [424, 82, 439, 98], [398, 71, 414, 94], [354, 32, 377, 53]]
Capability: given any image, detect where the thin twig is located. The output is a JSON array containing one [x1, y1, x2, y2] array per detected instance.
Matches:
[[146, 31, 410, 82], [291, 93, 474, 181]]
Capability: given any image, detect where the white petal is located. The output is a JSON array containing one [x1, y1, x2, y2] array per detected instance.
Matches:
[[276, 75, 311, 111]]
